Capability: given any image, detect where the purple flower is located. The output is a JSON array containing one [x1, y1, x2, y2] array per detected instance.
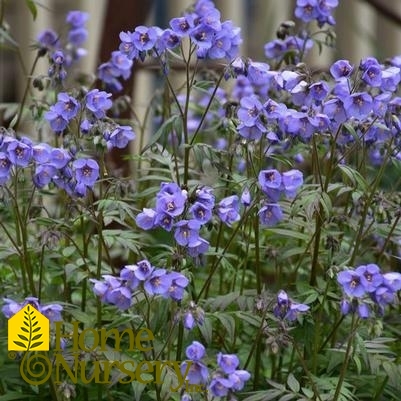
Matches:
[[189, 202, 212, 224], [166, 272, 189, 301], [323, 97, 347, 124], [136, 208, 157, 230], [337, 269, 365, 297], [273, 290, 309, 321], [155, 213, 174, 231], [343, 92, 373, 120], [174, 219, 201, 246], [330, 59, 354, 80], [186, 341, 206, 361], [2, 298, 23, 318], [295, 0, 319, 22], [110, 51, 133, 80], [183, 311, 195, 329], [357, 264, 383, 293], [237, 96, 264, 127], [241, 188, 251, 206], [187, 237, 210, 257], [156, 182, 187, 217], [85, 89, 112, 119], [37, 29, 59, 49], [55, 93, 80, 120], [282, 169, 303, 198], [68, 28, 88, 46], [258, 204, 283, 226], [108, 125, 135, 149], [382, 272, 401, 291], [40, 304, 63, 322], [195, 186, 215, 209], [66, 11, 89, 28], [181, 360, 209, 384], [170, 16, 195, 36], [133, 259, 154, 281], [381, 66, 401, 92], [209, 376, 233, 397], [156, 29, 181, 52], [52, 50, 65, 65], [119, 31, 138, 59], [258, 169, 282, 201], [247, 62, 272, 86], [120, 265, 140, 291], [73, 158, 99, 187], [357, 302, 370, 319], [191, 24, 215, 51], [107, 286, 132, 310], [91, 275, 121, 303], [308, 81, 329, 103], [340, 299, 352, 315], [229, 369, 251, 391], [0, 152, 11, 177], [361, 64, 382, 87], [32, 143, 52, 163], [33, 164, 57, 188], [217, 353, 239, 374], [45, 106, 69, 132], [132, 26, 158, 52], [50, 148, 71, 169], [7, 139, 33, 167], [217, 195, 240, 226], [144, 269, 172, 296]]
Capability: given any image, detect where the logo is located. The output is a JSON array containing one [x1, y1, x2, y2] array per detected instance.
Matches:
[[8, 304, 49, 352], [6, 311, 204, 392]]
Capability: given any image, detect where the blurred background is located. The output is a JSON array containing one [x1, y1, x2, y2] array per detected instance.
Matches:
[[1, 0, 401, 119]]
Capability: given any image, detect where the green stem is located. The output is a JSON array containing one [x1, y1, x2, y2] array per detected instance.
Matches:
[[14, 52, 41, 131], [332, 313, 358, 401], [196, 203, 256, 302], [350, 137, 394, 265], [292, 339, 323, 401]]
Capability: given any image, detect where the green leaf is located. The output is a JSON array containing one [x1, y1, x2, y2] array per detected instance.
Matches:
[[0, 393, 33, 401], [267, 228, 310, 241], [198, 315, 213, 345], [214, 312, 235, 344], [287, 373, 300, 393], [13, 341, 27, 349], [25, 0, 38, 20], [141, 115, 181, 153], [32, 334, 42, 341], [17, 334, 28, 342]]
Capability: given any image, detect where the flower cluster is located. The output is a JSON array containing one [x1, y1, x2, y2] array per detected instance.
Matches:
[[337, 264, 401, 318], [273, 290, 310, 322], [136, 183, 214, 257], [180, 341, 251, 398], [209, 352, 251, 397], [233, 50, 401, 169], [98, 0, 241, 92], [257, 168, 303, 226], [175, 300, 205, 330], [295, 0, 339, 26], [90, 259, 189, 310], [37, 10, 89, 83], [44, 89, 135, 150], [2, 296, 63, 323], [0, 132, 100, 196]]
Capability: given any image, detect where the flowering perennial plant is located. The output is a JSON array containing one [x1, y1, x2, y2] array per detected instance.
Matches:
[[1, 0, 401, 400]]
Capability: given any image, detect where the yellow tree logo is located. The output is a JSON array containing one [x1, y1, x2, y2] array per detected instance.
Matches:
[[8, 304, 49, 351]]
